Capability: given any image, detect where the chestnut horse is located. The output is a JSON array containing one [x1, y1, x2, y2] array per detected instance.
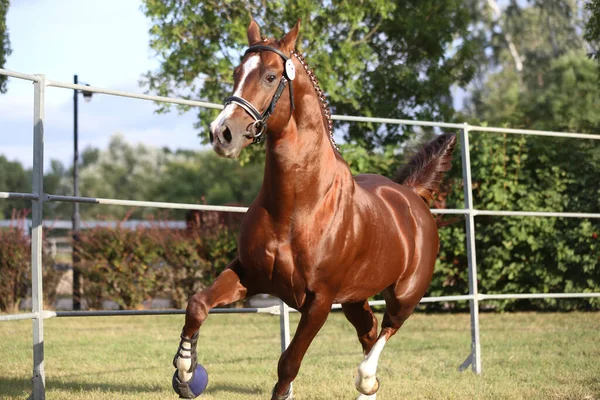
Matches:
[[172, 19, 456, 400]]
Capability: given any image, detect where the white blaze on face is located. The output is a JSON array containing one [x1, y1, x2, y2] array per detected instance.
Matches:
[[210, 54, 261, 134], [355, 336, 387, 396]]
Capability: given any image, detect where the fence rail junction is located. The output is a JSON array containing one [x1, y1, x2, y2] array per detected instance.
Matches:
[[1, 67, 599, 400]]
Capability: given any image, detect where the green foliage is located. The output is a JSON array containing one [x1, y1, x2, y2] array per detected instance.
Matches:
[[0, 134, 263, 222], [75, 216, 238, 310], [72, 134, 262, 220], [0, 217, 30, 312], [77, 134, 172, 219], [585, 0, 600, 61], [75, 221, 167, 310], [433, 132, 600, 311], [150, 149, 263, 212], [0, 0, 11, 93], [0, 155, 30, 218], [141, 0, 481, 148], [150, 221, 237, 309], [340, 142, 400, 177], [150, 227, 210, 309], [445, 10, 600, 312], [0, 212, 62, 312]]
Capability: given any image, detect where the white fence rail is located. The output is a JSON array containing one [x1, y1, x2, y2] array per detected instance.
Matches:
[[1, 67, 599, 400]]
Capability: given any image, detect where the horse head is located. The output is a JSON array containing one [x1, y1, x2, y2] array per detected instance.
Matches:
[[209, 19, 300, 158]]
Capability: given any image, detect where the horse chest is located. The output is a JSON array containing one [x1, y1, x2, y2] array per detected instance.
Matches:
[[238, 213, 341, 308]]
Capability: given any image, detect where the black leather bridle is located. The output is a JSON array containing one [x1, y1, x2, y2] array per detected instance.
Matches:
[[224, 45, 296, 143]]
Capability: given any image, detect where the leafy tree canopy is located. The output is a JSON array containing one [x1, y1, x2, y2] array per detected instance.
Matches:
[[142, 0, 483, 149], [585, 0, 600, 61], [74, 134, 263, 219], [0, 0, 11, 93], [0, 155, 29, 218]]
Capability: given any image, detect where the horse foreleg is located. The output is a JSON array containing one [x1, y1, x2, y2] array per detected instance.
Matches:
[[173, 259, 249, 392], [271, 295, 333, 400]]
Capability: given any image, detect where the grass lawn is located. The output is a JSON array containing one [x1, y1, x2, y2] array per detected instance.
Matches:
[[0, 311, 598, 399]]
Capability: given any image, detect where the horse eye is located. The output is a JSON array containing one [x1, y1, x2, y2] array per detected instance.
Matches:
[[266, 74, 276, 83]]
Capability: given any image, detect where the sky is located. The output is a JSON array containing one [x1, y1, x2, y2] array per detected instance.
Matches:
[[0, 0, 202, 168]]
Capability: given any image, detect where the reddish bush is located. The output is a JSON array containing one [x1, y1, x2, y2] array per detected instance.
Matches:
[[75, 215, 237, 310], [0, 210, 62, 312]]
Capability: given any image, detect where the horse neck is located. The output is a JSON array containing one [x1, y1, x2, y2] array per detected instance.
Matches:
[[262, 78, 343, 218]]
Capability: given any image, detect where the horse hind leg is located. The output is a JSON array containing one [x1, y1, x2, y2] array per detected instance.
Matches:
[[342, 301, 379, 399], [342, 300, 379, 355], [355, 277, 431, 398], [354, 225, 437, 397], [354, 294, 419, 398]]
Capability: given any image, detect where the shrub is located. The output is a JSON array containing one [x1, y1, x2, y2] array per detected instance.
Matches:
[[75, 214, 238, 310], [433, 133, 600, 311], [0, 210, 63, 312], [75, 222, 165, 310], [150, 227, 211, 309], [0, 215, 30, 312]]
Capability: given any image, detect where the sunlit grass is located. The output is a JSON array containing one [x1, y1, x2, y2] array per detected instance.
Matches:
[[0, 312, 598, 399]]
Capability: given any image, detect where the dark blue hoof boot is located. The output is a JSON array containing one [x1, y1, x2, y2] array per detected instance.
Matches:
[[172, 364, 208, 398]]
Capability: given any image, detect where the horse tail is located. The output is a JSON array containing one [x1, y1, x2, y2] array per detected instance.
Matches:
[[395, 133, 457, 206]]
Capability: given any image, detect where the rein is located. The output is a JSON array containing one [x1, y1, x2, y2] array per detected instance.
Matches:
[[224, 45, 296, 144]]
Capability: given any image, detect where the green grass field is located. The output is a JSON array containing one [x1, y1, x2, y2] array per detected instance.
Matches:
[[0, 311, 598, 399]]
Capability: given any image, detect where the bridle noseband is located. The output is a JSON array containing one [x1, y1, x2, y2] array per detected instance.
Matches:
[[224, 45, 296, 144]]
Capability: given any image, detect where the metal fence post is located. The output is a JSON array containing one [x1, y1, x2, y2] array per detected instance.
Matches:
[[459, 124, 482, 374], [279, 299, 291, 353], [32, 75, 46, 399], [278, 299, 292, 395]]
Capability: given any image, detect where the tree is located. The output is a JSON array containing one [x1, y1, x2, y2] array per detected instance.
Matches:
[[141, 0, 483, 150], [150, 150, 263, 212], [0, 155, 29, 218], [585, 0, 600, 61], [78, 134, 172, 219], [73, 134, 263, 220], [0, 0, 11, 93], [43, 159, 73, 220], [435, 0, 600, 310]]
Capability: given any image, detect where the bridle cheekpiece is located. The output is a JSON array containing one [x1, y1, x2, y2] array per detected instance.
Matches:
[[224, 45, 296, 144]]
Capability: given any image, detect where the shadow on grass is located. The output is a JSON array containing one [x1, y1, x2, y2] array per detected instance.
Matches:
[[0, 377, 30, 398], [0, 376, 264, 398], [0, 376, 165, 398], [209, 383, 263, 395]]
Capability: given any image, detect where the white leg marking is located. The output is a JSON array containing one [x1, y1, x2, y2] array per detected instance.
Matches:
[[209, 54, 260, 132], [355, 336, 387, 395], [356, 393, 377, 400], [176, 339, 193, 382]]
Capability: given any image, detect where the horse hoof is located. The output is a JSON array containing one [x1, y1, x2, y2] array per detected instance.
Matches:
[[356, 393, 377, 400], [172, 364, 209, 398], [356, 376, 380, 396], [272, 384, 293, 400]]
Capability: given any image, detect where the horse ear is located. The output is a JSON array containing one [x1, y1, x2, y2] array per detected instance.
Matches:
[[280, 19, 301, 51], [248, 19, 261, 45]]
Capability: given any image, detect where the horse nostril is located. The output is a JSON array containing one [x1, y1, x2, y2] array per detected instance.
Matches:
[[223, 127, 232, 144], [209, 129, 214, 143]]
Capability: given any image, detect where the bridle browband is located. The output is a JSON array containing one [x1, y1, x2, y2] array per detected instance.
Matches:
[[224, 45, 296, 144]]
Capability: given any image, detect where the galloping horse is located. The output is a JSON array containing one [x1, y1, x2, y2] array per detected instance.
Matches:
[[172, 19, 456, 400]]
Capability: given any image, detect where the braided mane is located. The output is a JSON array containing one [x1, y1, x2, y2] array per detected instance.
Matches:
[[291, 50, 339, 152]]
